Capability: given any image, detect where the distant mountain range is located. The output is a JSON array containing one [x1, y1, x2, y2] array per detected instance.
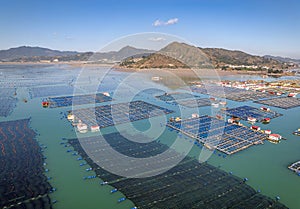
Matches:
[[0, 44, 298, 70]]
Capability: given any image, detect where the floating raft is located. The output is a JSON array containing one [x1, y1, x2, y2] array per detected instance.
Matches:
[[156, 92, 199, 102], [191, 85, 278, 102], [47, 92, 112, 108], [71, 100, 173, 128], [68, 133, 287, 209], [254, 97, 300, 109], [167, 115, 268, 155], [223, 105, 282, 122], [0, 119, 53, 209], [288, 161, 300, 175]]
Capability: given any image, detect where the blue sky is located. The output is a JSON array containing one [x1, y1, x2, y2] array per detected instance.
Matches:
[[1, 0, 300, 58]]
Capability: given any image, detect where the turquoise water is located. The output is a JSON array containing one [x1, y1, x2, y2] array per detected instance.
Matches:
[[0, 65, 299, 209]]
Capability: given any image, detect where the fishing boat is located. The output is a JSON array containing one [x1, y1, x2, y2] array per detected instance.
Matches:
[[293, 128, 300, 136], [247, 117, 257, 123]]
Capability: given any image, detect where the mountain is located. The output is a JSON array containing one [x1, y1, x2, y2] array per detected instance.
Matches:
[[0, 46, 78, 61], [263, 55, 300, 64], [120, 42, 295, 70], [200, 48, 287, 69], [91, 46, 155, 62]]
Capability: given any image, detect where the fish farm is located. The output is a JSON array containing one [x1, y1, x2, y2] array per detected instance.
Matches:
[[288, 161, 300, 175], [0, 119, 53, 209], [67, 133, 287, 209], [29, 85, 78, 98], [223, 105, 282, 121], [0, 88, 18, 117], [71, 100, 173, 128], [167, 115, 268, 155], [191, 85, 277, 102], [175, 98, 212, 108], [155, 92, 199, 102], [47, 93, 112, 108], [254, 97, 300, 109]]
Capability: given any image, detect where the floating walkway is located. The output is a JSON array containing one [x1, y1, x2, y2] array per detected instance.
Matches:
[[288, 161, 300, 175], [67, 133, 287, 209], [167, 115, 267, 155], [0, 119, 53, 209], [191, 85, 278, 102], [254, 97, 300, 109], [223, 105, 282, 122], [70, 100, 173, 129], [47, 92, 112, 108]]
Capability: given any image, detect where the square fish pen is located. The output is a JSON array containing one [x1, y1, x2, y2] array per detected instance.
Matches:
[[0, 119, 53, 209], [71, 100, 174, 128], [48, 93, 112, 108], [223, 105, 282, 121], [156, 92, 199, 102], [67, 133, 287, 209], [167, 115, 267, 155], [254, 97, 300, 109], [175, 98, 212, 108], [191, 85, 278, 102], [29, 85, 78, 98]]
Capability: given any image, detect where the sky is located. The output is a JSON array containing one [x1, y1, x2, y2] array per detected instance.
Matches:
[[1, 0, 300, 58]]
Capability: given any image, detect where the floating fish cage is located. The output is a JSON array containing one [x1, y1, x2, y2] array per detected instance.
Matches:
[[0, 119, 53, 209], [288, 161, 300, 175], [174, 98, 212, 108], [68, 133, 287, 209], [223, 105, 282, 122], [191, 85, 278, 102], [254, 97, 300, 109], [167, 115, 268, 155], [30, 85, 78, 98], [47, 93, 112, 108], [0, 96, 18, 117], [156, 92, 199, 102], [70, 100, 173, 129]]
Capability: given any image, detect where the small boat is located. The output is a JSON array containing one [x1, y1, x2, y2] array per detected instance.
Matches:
[[67, 114, 75, 121], [219, 101, 227, 106], [175, 117, 181, 122], [247, 117, 257, 123], [118, 197, 126, 203], [293, 128, 300, 136], [111, 188, 118, 193], [191, 113, 199, 118]]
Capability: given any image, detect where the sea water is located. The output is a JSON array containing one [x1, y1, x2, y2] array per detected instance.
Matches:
[[0, 64, 299, 209]]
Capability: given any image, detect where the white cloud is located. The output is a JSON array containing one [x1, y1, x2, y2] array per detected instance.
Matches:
[[153, 18, 179, 27], [148, 37, 166, 42]]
